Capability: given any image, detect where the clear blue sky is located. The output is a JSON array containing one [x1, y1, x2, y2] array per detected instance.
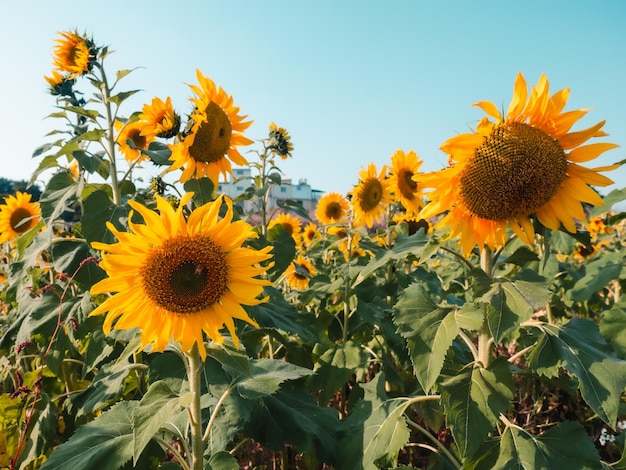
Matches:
[[1, 1, 625, 197]]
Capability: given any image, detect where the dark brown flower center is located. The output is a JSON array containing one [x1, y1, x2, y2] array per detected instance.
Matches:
[[325, 201, 344, 220], [398, 168, 417, 200], [359, 179, 383, 212], [10, 208, 34, 233], [142, 236, 229, 314], [188, 101, 232, 164], [127, 128, 147, 149], [460, 122, 567, 221]]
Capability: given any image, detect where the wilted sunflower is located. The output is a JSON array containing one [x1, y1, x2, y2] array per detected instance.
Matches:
[[168, 70, 253, 184], [350, 163, 393, 228], [139, 97, 180, 139], [315, 192, 350, 225], [267, 122, 294, 160], [388, 150, 425, 217], [285, 255, 317, 290], [0, 192, 41, 243], [268, 212, 302, 247], [44, 70, 74, 96], [418, 73, 618, 256], [115, 119, 154, 164], [52, 31, 94, 78], [89, 194, 273, 360]]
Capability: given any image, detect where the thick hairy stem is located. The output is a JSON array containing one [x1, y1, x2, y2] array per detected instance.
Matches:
[[185, 346, 205, 470], [478, 246, 494, 368]]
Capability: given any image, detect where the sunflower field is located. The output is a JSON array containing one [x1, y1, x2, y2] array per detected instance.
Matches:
[[1, 31, 625, 470]]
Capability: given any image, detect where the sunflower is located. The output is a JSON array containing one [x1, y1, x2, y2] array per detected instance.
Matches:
[[418, 73, 618, 256], [0, 192, 42, 243], [350, 163, 393, 228], [44, 70, 74, 96], [267, 122, 294, 160], [388, 150, 425, 217], [327, 226, 373, 262], [392, 212, 430, 236], [89, 194, 273, 359], [268, 212, 302, 247], [52, 31, 94, 78], [301, 222, 320, 248], [115, 119, 154, 164], [315, 192, 350, 225], [285, 255, 317, 290], [139, 97, 181, 139], [168, 70, 253, 184]]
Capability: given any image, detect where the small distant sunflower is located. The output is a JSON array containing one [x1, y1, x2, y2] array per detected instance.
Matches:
[[302, 222, 320, 248], [0, 192, 41, 243], [327, 226, 372, 261], [350, 163, 393, 228], [315, 192, 350, 225], [269, 212, 302, 246], [393, 212, 430, 236], [89, 194, 273, 359], [168, 70, 253, 184], [418, 73, 618, 256], [139, 97, 180, 139], [52, 31, 94, 78], [285, 255, 317, 290], [388, 150, 425, 217], [116, 119, 154, 164], [267, 122, 294, 160]]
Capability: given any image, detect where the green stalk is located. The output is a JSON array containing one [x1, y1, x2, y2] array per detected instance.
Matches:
[[478, 246, 494, 368], [184, 345, 205, 470]]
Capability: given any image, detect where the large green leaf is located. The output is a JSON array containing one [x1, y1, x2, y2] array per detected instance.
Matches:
[[309, 340, 368, 405], [81, 190, 131, 245], [131, 381, 184, 463], [184, 177, 215, 206], [40, 401, 138, 470], [352, 231, 428, 287], [245, 386, 339, 463], [236, 358, 313, 399], [493, 421, 602, 469], [599, 304, 626, 359], [206, 451, 240, 470], [338, 373, 411, 470], [440, 358, 514, 458], [482, 270, 550, 343], [568, 250, 624, 302], [527, 318, 626, 425], [39, 171, 79, 224], [50, 239, 106, 289]]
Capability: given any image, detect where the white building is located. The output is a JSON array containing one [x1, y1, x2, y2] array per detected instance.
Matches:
[[217, 167, 324, 217]]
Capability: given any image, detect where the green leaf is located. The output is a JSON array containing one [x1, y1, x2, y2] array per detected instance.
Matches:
[[493, 421, 602, 470], [353, 231, 428, 287], [393, 283, 458, 392], [309, 340, 368, 405], [72, 150, 107, 175], [501, 246, 539, 266], [107, 89, 140, 106], [263, 227, 296, 280], [39, 171, 79, 224], [184, 177, 215, 206], [81, 190, 131, 244], [206, 451, 240, 470], [40, 401, 138, 470], [440, 358, 514, 458], [482, 271, 549, 343], [50, 239, 106, 290], [568, 251, 624, 302], [338, 373, 411, 470], [141, 141, 172, 166], [132, 381, 183, 463], [599, 304, 626, 359], [236, 358, 313, 399], [590, 187, 626, 217], [527, 318, 626, 425], [245, 386, 339, 463]]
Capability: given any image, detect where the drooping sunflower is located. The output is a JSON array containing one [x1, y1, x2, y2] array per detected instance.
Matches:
[[388, 149, 425, 217], [350, 163, 393, 228], [52, 31, 94, 78], [168, 70, 253, 184], [268, 212, 302, 247], [267, 122, 294, 160], [89, 194, 273, 360], [418, 73, 618, 256], [139, 97, 181, 139], [115, 119, 154, 164], [44, 70, 74, 97], [315, 192, 350, 225], [0, 192, 42, 243], [285, 255, 318, 290]]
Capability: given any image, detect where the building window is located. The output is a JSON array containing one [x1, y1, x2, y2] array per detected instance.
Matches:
[[280, 187, 287, 193], [236, 186, 244, 191]]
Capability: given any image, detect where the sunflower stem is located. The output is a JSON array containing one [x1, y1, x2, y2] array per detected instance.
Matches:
[[185, 345, 205, 470], [478, 246, 494, 368]]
